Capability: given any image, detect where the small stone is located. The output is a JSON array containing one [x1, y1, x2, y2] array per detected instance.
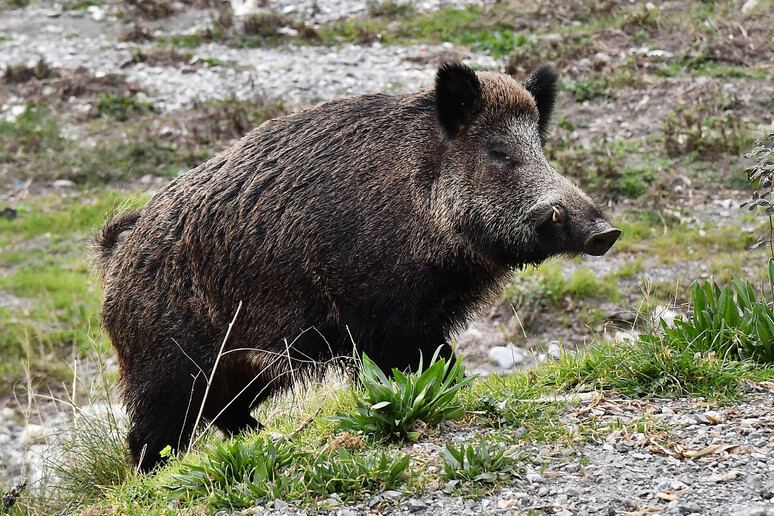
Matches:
[[338, 509, 357, 516], [382, 490, 403, 501], [565, 461, 581, 473], [652, 305, 679, 328], [656, 479, 688, 491], [496, 499, 517, 509], [678, 502, 702, 514], [731, 507, 767, 516], [547, 341, 562, 360], [20, 424, 46, 444], [321, 497, 341, 508], [4, 105, 26, 123], [708, 470, 743, 483], [741, 0, 759, 14], [272, 499, 289, 511], [526, 472, 543, 483], [565, 487, 580, 497], [53, 179, 75, 188], [407, 499, 425, 512], [614, 330, 639, 344], [538, 487, 549, 497]]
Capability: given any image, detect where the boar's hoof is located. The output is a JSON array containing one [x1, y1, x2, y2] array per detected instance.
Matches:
[[584, 228, 621, 256]]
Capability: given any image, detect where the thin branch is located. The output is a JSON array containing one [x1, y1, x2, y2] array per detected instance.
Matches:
[[187, 300, 242, 454]]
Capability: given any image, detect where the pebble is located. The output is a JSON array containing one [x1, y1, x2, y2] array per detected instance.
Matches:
[[526, 472, 544, 484], [408, 499, 426, 512]]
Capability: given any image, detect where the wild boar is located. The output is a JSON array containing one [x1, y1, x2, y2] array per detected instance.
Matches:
[[95, 62, 620, 472]]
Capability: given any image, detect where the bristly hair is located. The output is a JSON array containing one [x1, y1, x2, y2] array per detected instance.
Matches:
[[523, 64, 559, 146], [92, 210, 141, 270]]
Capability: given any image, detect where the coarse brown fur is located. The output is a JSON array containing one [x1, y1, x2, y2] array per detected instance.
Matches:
[[95, 62, 619, 472]]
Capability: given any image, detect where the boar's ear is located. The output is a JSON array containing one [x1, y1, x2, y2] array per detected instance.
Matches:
[[435, 62, 483, 139], [524, 65, 559, 146]]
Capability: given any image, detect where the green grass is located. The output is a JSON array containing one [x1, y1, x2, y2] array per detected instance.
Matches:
[[0, 104, 65, 161], [0, 192, 150, 391], [0, 98, 282, 186], [7, 290, 773, 514], [94, 93, 158, 122], [501, 261, 621, 317]]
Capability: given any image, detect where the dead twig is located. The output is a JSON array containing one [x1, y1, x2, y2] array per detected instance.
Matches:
[[187, 300, 242, 454]]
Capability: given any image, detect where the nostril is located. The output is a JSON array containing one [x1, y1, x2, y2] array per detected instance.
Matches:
[[584, 228, 621, 256]]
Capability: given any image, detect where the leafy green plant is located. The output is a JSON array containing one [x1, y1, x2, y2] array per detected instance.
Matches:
[[0, 104, 64, 159], [303, 448, 410, 500], [367, 0, 414, 17], [334, 348, 476, 441], [95, 93, 158, 122], [440, 438, 522, 489], [169, 438, 409, 509], [663, 103, 750, 159], [661, 263, 774, 363], [169, 436, 296, 508], [741, 133, 774, 258]]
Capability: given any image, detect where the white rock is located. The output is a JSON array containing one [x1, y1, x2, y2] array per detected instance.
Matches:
[[20, 424, 48, 444], [547, 341, 563, 360], [614, 330, 639, 344], [741, 0, 759, 14], [487, 343, 525, 369], [87, 5, 104, 21], [4, 105, 27, 123], [652, 305, 679, 328]]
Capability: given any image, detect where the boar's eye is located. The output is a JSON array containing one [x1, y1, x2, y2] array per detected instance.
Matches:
[[489, 149, 520, 168]]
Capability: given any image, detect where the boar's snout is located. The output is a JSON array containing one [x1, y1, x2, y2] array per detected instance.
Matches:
[[584, 224, 621, 256]]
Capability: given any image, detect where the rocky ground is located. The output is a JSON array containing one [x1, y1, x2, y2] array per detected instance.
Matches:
[[1, 0, 774, 513], [252, 384, 774, 516]]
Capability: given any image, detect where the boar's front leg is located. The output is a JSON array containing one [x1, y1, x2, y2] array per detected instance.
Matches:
[[125, 371, 205, 473], [363, 331, 456, 375]]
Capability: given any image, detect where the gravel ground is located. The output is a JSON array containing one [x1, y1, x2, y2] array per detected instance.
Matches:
[[238, 386, 774, 516], [0, 3, 496, 112], [2, 1, 774, 513]]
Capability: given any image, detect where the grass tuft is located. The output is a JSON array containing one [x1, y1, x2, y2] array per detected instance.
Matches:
[[440, 438, 522, 489], [661, 262, 774, 363], [333, 349, 476, 441], [169, 436, 296, 508]]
